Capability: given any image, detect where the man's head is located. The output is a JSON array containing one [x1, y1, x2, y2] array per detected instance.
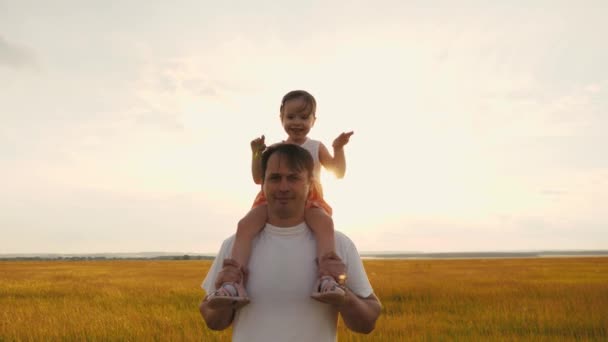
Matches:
[[260, 143, 314, 226]]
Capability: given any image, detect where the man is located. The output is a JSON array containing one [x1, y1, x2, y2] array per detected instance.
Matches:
[[199, 143, 381, 341]]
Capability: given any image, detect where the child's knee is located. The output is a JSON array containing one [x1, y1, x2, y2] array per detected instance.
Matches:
[[305, 208, 334, 229], [306, 207, 332, 221], [236, 218, 258, 239], [236, 207, 267, 238]]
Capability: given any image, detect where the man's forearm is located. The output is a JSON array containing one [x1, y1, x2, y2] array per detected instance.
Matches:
[[337, 289, 382, 334], [199, 300, 234, 331]]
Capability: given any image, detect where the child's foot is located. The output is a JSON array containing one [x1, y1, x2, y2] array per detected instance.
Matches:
[[205, 281, 250, 309], [205, 258, 250, 309], [311, 275, 346, 302]]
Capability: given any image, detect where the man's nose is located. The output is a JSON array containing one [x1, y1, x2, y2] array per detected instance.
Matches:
[[278, 177, 290, 191]]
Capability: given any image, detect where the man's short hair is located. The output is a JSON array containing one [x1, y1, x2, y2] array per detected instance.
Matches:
[[261, 143, 314, 182]]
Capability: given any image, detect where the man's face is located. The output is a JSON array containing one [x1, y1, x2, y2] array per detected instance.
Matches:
[[263, 152, 311, 224]]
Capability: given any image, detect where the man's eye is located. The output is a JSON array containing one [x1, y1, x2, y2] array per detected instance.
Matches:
[[288, 175, 301, 181]]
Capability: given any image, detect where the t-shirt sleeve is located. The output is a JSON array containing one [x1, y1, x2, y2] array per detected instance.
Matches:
[[336, 232, 374, 298], [201, 236, 234, 294]]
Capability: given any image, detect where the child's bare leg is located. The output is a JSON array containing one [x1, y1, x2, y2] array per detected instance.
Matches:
[[304, 207, 335, 259], [206, 205, 267, 309], [306, 207, 346, 302], [231, 205, 268, 269]]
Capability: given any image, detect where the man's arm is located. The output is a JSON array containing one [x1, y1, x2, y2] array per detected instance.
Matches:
[[199, 238, 239, 331], [336, 290, 382, 334], [314, 250, 381, 334], [199, 255, 247, 330], [199, 298, 235, 330]]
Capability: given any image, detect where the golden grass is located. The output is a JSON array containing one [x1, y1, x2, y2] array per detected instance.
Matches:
[[1, 258, 607, 341]]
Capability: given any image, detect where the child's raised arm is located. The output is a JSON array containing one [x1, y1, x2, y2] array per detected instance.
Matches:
[[318, 131, 354, 179], [250, 135, 266, 184]]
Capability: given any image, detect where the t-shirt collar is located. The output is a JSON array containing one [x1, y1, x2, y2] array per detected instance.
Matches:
[[264, 222, 308, 236]]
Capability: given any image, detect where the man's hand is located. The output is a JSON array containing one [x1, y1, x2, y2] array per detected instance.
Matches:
[[315, 251, 381, 333], [312, 252, 348, 305], [251, 135, 266, 154], [332, 131, 354, 149], [317, 252, 347, 283], [312, 286, 348, 306], [214, 259, 248, 289]]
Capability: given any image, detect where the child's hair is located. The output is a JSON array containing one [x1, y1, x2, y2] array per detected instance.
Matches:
[[280, 90, 317, 117], [261, 143, 315, 183]]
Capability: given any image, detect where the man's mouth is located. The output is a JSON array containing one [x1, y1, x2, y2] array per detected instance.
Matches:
[[275, 197, 292, 203]]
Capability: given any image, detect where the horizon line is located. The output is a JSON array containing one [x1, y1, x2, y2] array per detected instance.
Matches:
[[2, 249, 608, 257]]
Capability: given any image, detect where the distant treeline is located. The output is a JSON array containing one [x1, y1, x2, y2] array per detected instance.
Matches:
[[3, 250, 607, 261], [0, 255, 216, 261], [362, 250, 608, 259]]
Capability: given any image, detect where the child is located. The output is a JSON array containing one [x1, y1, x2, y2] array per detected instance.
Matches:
[[205, 90, 354, 309]]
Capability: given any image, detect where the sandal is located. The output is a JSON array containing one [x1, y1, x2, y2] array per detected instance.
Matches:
[[205, 258, 250, 309], [311, 275, 346, 302], [205, 281, 250, 309]]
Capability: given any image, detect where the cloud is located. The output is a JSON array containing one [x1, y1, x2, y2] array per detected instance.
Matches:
[[134, 109, 185, 131], [137, 57, 235, 98], [0, 36, 37, 69], [540, 189, 567, 197]]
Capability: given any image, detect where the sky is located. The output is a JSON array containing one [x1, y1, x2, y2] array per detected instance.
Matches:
[[1, 0, 607, 254]]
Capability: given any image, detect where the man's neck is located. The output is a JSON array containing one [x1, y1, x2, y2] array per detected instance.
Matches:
[[267, 214, 306, 228]]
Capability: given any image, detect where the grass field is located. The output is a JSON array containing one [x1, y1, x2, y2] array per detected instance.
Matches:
[[1, 258, 607, 341]]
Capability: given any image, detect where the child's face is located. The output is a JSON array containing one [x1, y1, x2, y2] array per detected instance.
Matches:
[[281, 97, 316, 141]]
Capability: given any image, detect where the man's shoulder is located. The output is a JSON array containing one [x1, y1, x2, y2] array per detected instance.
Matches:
[[334, 230, 358, 252], [334, 230, 352, 243], [217, 234, 236, 252], [222, 233, 236, 243]]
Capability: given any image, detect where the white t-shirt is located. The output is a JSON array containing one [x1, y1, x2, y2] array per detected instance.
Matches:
[[201, 222, 374, 342]]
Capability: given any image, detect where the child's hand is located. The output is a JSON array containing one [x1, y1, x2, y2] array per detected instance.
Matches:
[[250, 135, 266, 153], [332, 131, 354, 149]]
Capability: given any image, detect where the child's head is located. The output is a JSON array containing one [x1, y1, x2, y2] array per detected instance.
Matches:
[[279, 90, 317, 142], [280, 90, 317, 117]]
